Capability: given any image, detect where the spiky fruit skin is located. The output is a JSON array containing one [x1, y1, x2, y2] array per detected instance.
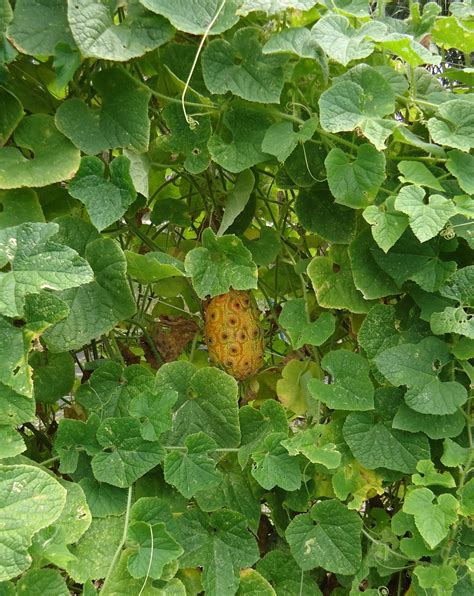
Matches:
[[204, 289, 264, 381]]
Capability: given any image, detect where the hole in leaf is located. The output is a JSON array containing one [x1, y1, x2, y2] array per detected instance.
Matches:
[[332, 263, 341, 273]]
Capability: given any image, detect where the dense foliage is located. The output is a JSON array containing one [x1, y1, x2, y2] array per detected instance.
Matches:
[[0, 0, 473, 594]]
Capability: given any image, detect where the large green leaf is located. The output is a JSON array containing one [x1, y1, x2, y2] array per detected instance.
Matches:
[[319, 65, 397, 150], [427, 100, 474, 151], [141, 0, 241, 34], [0, 222, 93, 317], [0, 464, 67, 581], [69, 156, 136, 231], [208, 105, 272, 173], [44, 238, 135, 352], [92, 417, 165, 488], [363, 196, 409, 253], [238, 0, 316, 14], [311, 15, 381, 66], [184, 228, 257, 299], [251, 432, 302, 491], [0, 87, 23, 146], [308, 350, 374, 411], [0, 115, 80, 189], [15, 569, 69, 596], [394, 185, 457, 243], [403, 487, 458, 549], [55, 67, 151, 154], [325, 144, 386, 209], [308, 245, 373, 313], [67, 0, 173, 61], [279, 298, 335, 349], [174, 509, 259, 595], [164, 432, 222, 498], [166, 366, 241, 448], [202, 28, 286, 104], [127, 521, 183, 579], [262, 118, 318, 164], [286, 500, 362, 574], [8, 0, 74, 56], [374, 337, 468, 415]]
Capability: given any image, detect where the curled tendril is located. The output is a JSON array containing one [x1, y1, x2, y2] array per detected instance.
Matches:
[[378, 586, 389, 596], [441, 223, 455, 240], [285, 101, 314, 119]]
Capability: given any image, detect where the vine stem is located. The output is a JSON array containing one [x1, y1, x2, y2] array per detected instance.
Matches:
[[181, 0, 227, 127], [101, 486, 133, 593]]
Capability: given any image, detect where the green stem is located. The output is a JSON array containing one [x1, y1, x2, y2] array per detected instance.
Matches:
[[101, 486, 133, 593]]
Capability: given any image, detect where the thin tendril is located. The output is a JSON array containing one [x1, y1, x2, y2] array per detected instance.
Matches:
[[181, 0, 227, 129]]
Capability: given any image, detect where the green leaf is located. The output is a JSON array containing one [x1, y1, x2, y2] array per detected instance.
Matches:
[[263, 27, 327, 77], [0, 222, 93, 317], [432, 15, 474, 54], [161, 104, 211, 174], [295, 186, 357, 244], [319, 68, 397, 150], [130, 388, 177, 442], [0, 87, 22, 146], [217, 170, 255, 236], [325, 144, 386, 209], [69, 156, 136, 231], [282, 426, 342, 470], [141, 0, 240, 34], [342, 397, 430, 473], [127, 521, 183, 579], [397, 161, 443, 191], [66, 516, 124, 583], [371, 230, 457, 292], [279, 298, 335, 349], [67, 0, 173, 61], [44, 238, 136, 352], [276, 359, 320, 416], [55, 67, 151, 155], [394, 185, 457, 243], [0, 317, 32, 397], [348, 228, 399, 299], [0, 189, 44, 229], [174, 509, 259, 595], [0, 426, 25, 459], [54, 414, 101, 474], [238, 0, 316, 15], [166, 366, 241, 448], [403, 487, 458, 549], [79, 476, 128, 518], [414, 564, 458, 594], [184, 228, 257, 299], [0, 114, 80, 189], [92, 417, 165, 488], [8, 0, 74, 56], [286, 499, 362, 574], [262, 118, 318, 163], [251, 432, 302, 491], [446, 149, 474, 194], [237, 569, 275, 596], [15, 569, 69, 596], [164, 432, 222, 498], [202, 27, 286, 104], [258, 552, 322, 596], [242, 227, 281, 266], [374, 337, 468, 415], [431, 306, 474, 338], [308, 245, 374, 313], [442, 437, 471, 467], [31, 351, 75, 404], [428, 100, 474, 151], [308, 350, 374, 411], [312, 15, 380, 66], [392, 403, 465, 440], [126, 251, 185, 284], [0, 383, 35, 426], [439, 265, 474, 305], [363, 196, 409, 253], [412, 459, 455, 488], [0, 464, 67, 581], [208, 105, 272, 173]]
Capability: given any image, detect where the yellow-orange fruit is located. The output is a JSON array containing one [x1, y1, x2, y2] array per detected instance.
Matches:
[[204, 289, 264, 381]]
